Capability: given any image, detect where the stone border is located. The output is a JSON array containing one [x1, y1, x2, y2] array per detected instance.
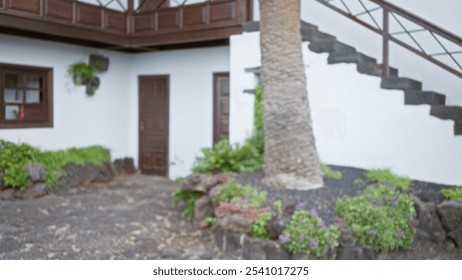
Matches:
[[0, 157, 137, 201], [180, 173, 462, 259]]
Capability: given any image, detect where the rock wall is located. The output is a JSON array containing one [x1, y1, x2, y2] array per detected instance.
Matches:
[[179, 173, 462, 259], [0, 158, 137, 200]]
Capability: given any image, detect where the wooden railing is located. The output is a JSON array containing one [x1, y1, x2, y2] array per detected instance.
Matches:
[[0, 0, 252, 48], [0, 0, 129, 33], [315, 0, 462, 78], [133, 0, 251, 34]]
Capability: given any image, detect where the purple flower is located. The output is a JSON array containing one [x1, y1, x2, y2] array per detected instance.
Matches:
[[279, 234, 291, 244], [392, 197, 398, 206], [310, 238, 319, 249], [407, 215, 413, 222], [383, 195, 390, 201], [356, 191, 362, 196], [317, 220, 327, 230], [299, 235, 305, 242], [310, 208, 319, 217], [341, 194, 349, 199], [368, 196, 375, 202], [295, 202, 305, 211], [397, 229, 405, 239], [368, 230, 377, 236]]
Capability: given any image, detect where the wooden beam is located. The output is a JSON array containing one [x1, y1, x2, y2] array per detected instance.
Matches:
[[130, 24, 242, 47]]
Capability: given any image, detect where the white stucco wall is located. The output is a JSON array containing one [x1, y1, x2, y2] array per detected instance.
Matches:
[[230, 31, 462, 185], [229, 33, 259, 145], [0, 34, 132, 160], [129, 46, 230, 179], [0, 33, 230, 180]]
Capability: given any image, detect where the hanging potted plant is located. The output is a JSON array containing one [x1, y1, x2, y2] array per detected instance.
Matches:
[[85, 77, 100, 96], [67, 61, 98, 86]]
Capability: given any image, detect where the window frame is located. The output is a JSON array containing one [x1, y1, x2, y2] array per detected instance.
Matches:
[[0, 63, 53, 129]]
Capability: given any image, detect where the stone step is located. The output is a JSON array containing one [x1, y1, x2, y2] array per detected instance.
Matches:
[[430, 106, 462, 121], [301, 21, 318, 41], [309, 40, 356, 54], [381, 77, 422, 91], [327, 52, 377, 65], [356, 62, 398, 77], [242, 21, 260, 32], [243, 89, 256, 95], [245, 66, 261, 76], [454, 121, 462, 135], [404, 91, 446, 106], [307, 31, 337, 44]]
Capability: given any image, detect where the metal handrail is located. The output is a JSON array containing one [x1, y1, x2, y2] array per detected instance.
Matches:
[[315, 0, 462, 78]]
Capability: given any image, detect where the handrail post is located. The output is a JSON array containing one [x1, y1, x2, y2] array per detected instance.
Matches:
[[235, 0, 242, 23], [382, 7, 390, 77], [127, 0, 134, 34], [39, 0, 44, 17]]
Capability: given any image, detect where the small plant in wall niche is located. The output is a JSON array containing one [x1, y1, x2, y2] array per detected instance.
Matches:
[[67, 61, 100, 96]]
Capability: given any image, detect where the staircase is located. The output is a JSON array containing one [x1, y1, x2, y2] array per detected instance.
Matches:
[[245, 21, 462, 136], [300, 22, 462, 135]]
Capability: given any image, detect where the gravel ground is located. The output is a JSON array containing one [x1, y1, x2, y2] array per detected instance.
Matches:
[[235, 165, 462, 260], [0, 175, 240, 260]]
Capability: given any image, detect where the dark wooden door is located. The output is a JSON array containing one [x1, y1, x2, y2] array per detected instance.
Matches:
[[139, 76, 169, 177], [213, 72, 230, 144]]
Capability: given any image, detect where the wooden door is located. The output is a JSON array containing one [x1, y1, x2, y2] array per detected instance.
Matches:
[[213, 72, 230, 144], [139, 76, 169, 176]]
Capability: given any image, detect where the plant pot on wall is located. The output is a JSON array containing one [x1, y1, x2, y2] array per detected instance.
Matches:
[[85, 77, 100, 96], [67, 61, 98, 87], [68, 61, 102, 96], [89, 55, 109, 72]]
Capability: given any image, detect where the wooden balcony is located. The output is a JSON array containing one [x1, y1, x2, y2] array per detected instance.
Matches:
[[0, 0, 253, 51]]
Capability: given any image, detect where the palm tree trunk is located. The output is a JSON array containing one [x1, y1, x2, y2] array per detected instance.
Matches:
[[259, 0, 323, 190]]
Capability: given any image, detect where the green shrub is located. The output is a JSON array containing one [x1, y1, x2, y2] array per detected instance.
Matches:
[[172, 189, 202, 220], [246, 129, 264, 163], [441, 187, 462, 202], [205, 216, 218, 227], [336, 185, 416, 252], [213, 180, 253, 202], [0, 140, 110, 190], [321, 165, 343, 180], [248, 189, 268, 208], [174, 177, 185, 185], [0, 140, 41, 190], [213, 180, 267, 208], [254, 83, 264, 132], [192, 84, 265, 175], [192, 140, 262, 175], [273, 200, 283, 215], [251, 212, 272, 239], [38, 145, 110, 188], [280, 209, 340, 257], [353, 178, 366, 186], [365, 169, 411, 191]]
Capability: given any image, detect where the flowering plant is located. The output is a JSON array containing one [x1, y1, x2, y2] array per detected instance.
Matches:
[[336, 184, 416, 251], [279, 208, 340, 257]]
